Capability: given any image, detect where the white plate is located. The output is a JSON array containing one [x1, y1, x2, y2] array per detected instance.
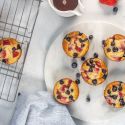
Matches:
[[44, 21, 125, 122]]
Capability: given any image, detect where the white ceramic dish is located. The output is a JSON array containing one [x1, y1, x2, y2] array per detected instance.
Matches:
[[44, 21, 125, 122], [48, 0, 84, 17]]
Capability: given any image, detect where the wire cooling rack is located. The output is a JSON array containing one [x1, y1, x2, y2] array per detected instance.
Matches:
[[0, 0, 40, 102]]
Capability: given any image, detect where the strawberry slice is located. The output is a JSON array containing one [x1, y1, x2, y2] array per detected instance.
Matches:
[[99, 0, 117, 6], [3, 40, 10, 45], [1, 50, 6, 58], [96, 61, 101, 67], [75, 46, 82, 52], [13, 51, 19, 58]]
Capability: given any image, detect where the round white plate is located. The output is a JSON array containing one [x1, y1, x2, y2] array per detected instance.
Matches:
[[44, 21, 125, 122]]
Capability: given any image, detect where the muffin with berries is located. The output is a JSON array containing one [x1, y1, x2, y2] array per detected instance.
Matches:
[[53, 78, 79, 105], [0, 38, 22, 64], [104, 81, 125, 108], [103, 34, 125, 62], [62, 31, 90, 58], [81, 57, 108, 86]]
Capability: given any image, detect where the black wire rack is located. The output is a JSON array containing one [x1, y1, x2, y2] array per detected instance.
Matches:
[[0, 0, 40, 102]]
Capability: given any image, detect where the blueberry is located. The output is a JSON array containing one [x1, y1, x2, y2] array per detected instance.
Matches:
[[65, 36, 71, 41], [111, 41, 115, 46], [75, 79, 80, 84], [79, 32, 83, 36], [71, 62, 77, 68], [94, 53, 98, 58], [118, 85, 122, 91], [81, 56, 85, 61], [0, 48, 2, 52], [12, 47, 16, 51], [103, 74, 107, 79], [107, 89, 111, 94], [120, 100, 125, 106], [66, 90, 70, 95], [60, 80, 64, 84], [18, 93, 21, 96], [112, 86, 117, 92], [91, 64, 95, 68], [86, 95, 91, 102], [113, 47, 118, 52], [89, 58, 93, 63], [113, 7, 118, 13], [73, 53, 78, 58], [92, 79, 97, 85], [89, 35, 93, 40], [79, 38, 88, 43], [2, 59, 6, 63], [57, 95, 61, 99], [102, 40, 106, 46], [17, 44, 21, 49], [69, 95, 73, 100], [71, 89, 74, 92], [89, 68, 93, 72], [76, 73, 81, 78], [107, 48, 111, 52], [102, 69, 107, 74], [111, 95, 117, 100]]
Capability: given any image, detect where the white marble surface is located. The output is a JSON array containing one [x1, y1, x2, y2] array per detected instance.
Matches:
[[1, 0, 125, 125], [19, 0, 125, 125]]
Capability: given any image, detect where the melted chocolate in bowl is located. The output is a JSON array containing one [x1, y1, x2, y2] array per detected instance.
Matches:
[[53, 0, 78, 11]]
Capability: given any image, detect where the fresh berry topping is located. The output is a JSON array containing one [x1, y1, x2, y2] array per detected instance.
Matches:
[[76, 73, 81, 78], [2, 59, 7, 63], [89, 68, 93, 72], [107, 89, 111, 94], [102, 69, 107, 74], [102, 40, 106, 46], [81, 56, 85, 61], [75, 79, 80, 84], [89, 58, 93, 64], [12, 47, 16, 51], [57, 95, 61, 99], [89, 35, 93, 40], [69, 95, 73, 100], [65, 36, 71, 41], [60, 80, 64, 84], [118, 85, 122, 91], [112, 86, 117, 92], [79, 32, 83, 36], [73, 53, 78, 58], [17, 44, 21, 49], [99, 0, 117, 6], [112, 47, 118, 52], [71, 62, 77, 68], [107, 48, 111, 52], [65, 90, 70, 95], [3, 40, 10, 45], [111, 95, 117, 100], [111, 41, 115, 46], [103, 74, 107, 79], [71, 89, 74, 92], [13, 51, 19, 58], [79, 38, 88, 43], [0, 48, 2, 52], [113, 7, 118, 13], [86, 95, 91, 102], [94, 53, 98, 58], [92, 79, 97, 85]]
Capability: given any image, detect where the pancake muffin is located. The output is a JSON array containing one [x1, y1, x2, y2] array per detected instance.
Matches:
[[103, 34, 125, 61], [81, 58, 108, 86], [62, 31, 90, 58], [104, 81, 125, 108], [0, 38, 22, 64], [53, 78, 79, 104]]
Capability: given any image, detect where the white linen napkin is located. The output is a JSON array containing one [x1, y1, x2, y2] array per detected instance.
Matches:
[[11, 91, 76, 125]]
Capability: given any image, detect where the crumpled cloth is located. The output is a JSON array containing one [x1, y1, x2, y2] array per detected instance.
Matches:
[[11, 91, 76, 125]]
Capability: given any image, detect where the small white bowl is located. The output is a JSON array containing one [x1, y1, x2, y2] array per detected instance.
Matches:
[[48, 0, 84, 17]]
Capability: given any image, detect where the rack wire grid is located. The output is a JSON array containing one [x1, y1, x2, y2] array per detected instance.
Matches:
[[0, 0, 40, 102]]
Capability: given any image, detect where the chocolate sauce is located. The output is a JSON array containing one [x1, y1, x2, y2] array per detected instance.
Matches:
[[53, 0, 78, 11]]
